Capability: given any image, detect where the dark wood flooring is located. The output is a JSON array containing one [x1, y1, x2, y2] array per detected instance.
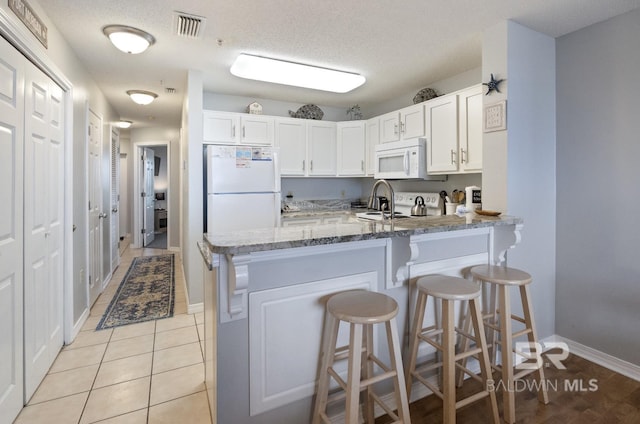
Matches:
[[375, 353, 640, 424]]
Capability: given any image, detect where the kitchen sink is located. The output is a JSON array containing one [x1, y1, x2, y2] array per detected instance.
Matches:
[[355, 212, 410, 221]]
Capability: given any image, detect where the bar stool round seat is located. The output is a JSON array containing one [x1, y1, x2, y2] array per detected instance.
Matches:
[[470, 264, 532, 286], [328, 290, 398, 324], [405, 275, 499, 424], [468, 264, 549, 424], [313, 290, 411, 424]]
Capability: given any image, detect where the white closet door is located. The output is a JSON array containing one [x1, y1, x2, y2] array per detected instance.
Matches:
[[23, 62, 65, 402], [88, 109, 102, 305], [110, 128, 120, 271], [0, 35, 25, 424]]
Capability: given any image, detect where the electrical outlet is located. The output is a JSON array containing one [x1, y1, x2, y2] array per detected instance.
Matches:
[[341, 190, 346, 198]]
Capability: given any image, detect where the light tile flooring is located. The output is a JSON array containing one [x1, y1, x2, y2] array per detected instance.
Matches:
[[14, 246, 212, 424]]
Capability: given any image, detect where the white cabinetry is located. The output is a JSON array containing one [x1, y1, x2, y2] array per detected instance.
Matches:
[[337, 121, 366, 176], [275, 118, 306, 176], [307, 121, 337, 176], [380, 103, 425, 143], [248, 272, 377, 415], [276, 119, 337, 177], [203, 111, 274, 145], [365, 118, 380, 176], [457, 85, 483, 172], [425, 93, 458, 173], [426, 84, 483, 174]]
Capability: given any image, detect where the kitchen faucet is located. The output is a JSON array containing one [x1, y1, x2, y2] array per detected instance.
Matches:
[[368, 179, 395, 220]]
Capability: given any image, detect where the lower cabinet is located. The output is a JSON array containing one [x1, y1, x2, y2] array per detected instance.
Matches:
[[248, 272, 377, 415]]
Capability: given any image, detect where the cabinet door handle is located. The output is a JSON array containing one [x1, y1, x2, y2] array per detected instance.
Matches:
[[242, 126, 246, 138], [394, 123, 398, 135], [310, 160, 313, 171], [361, 160, 364, 171], [302, 160, 305, 171], [400, 121, 405, 134], [232, 125, 236, 138], [450, 149, 456, 165], [460, 148, 466, 163]]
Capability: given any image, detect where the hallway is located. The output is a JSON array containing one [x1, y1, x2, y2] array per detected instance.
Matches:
[[14, 246, 211, 424]]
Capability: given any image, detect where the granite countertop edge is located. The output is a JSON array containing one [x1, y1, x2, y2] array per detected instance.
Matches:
[[203, 214, 522, 255]]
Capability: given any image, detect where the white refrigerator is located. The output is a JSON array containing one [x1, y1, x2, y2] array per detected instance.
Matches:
[[206, 144, 281, 233]]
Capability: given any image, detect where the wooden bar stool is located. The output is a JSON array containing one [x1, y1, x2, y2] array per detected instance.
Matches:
[[405, 275, 499, 424], [468, 265, 549, 424], [313, 290, 411, 424]]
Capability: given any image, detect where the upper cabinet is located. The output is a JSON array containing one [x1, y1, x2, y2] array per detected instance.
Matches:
[[365, 118, 380, 176], [275, 117, 307, 176], [307, 121, 337, 176], [379, 103, 425, 143], [457, 85, 483, 172], [337, 121, 366, 176], [203, 111, 274, 146], [275, 118, 337, 177], [426, 84, 483, 175]]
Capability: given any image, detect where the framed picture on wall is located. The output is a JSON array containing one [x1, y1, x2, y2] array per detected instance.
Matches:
[[483, 100, 507, 132]]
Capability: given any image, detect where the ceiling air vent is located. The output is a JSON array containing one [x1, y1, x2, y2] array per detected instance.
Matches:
[[173, 11, 206, 39]]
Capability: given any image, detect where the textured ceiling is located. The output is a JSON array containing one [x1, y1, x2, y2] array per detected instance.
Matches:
[[34, 0, 640, 127]]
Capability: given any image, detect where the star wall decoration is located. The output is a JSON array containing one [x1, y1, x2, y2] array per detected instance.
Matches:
[[483, 73, 504, 95]]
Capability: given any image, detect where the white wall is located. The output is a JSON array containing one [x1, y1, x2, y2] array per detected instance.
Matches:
[[182, 71, 204, 308], [1, 1, 120, 327], [483, 21, 557, 339], [556, 9, 640, 365], [203, 93, 349, 121]]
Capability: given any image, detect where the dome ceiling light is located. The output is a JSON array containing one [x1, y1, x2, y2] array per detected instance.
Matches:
[[103, 25, 156, 54], [116, 120, 132, 129], [126, 90, 158, 105]]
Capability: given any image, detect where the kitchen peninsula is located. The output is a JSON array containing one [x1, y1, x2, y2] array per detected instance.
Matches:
[[199, 213, 522, 424]]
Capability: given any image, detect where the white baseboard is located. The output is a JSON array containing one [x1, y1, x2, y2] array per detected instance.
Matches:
[[547, 335, 640, 382], [188, 302, 204, 314], [67, 307, 90, 344]]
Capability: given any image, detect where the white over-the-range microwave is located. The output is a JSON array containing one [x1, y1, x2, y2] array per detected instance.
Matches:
[[374, 138, 446, 180]]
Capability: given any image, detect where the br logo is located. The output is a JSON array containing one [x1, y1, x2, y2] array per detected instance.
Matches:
[[514, 342, 569, 370]]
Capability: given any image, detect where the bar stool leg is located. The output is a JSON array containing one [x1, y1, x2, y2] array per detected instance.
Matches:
[[520, 285, 549, 405], [363, 324, 375, 423], [405, 290, 428, 399], [469, 297, 500, 424], [442, 299, 456, 424], [346, 323, 363, 424], [498, 285, 516, 424], [387, 316, 411, 423], [313, 313, 340, 424]]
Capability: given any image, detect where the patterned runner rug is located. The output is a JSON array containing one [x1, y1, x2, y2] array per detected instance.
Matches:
[[97, 254, 175, 330]]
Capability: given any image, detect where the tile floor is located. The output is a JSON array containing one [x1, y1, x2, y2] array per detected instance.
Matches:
[[14, 245, 212, 424]]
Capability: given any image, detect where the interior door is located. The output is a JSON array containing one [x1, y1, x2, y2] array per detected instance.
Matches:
[[142, 147, 155, 246], [0, 35, 25, 424], [88, 109, 102, 305], [110, 128, 120, 270], [23, 58, 65, 401]]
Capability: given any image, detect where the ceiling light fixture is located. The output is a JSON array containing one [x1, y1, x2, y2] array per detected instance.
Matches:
[[127, 90, 158, 105], [103, 25, 156, 54], [116, 120, 132, 129], [230, 54, 366, 93]]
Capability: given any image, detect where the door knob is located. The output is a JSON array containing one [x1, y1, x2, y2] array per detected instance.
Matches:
[[99, 213, 107, 219], [112, 208, 118, 213]]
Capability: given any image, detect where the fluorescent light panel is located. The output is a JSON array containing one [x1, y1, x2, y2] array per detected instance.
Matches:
[[230, 54, 365, 93]]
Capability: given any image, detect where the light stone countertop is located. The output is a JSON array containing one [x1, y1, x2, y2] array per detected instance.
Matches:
[[203, 213, 522, 255]]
